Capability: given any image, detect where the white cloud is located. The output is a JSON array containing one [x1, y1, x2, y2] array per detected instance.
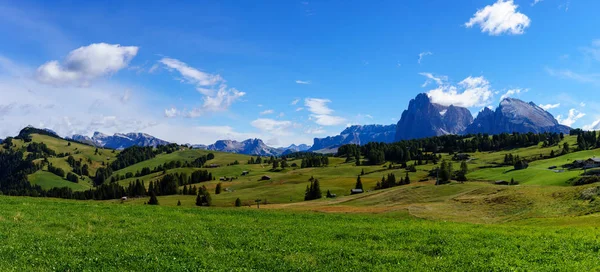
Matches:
[[160, 58, 245, 116], [426, 76, 494, 107], [539, 103, 560, 110], [311, 114, 346, 126], [251, 118, 293, 136], [295, 80, 311, 84], [418, 52, 432, 64], [500, 88, 527, 100], [0, 56, 160, 138], [584, 119, 600, 131], [278, 112, 285, 118], [260, 109, 274, 115], [556, 109, 585, 127], [420, 72, 447, 87], [304, 98, 346, 126], [531, 0, 543, 6], [291, 98, 300, 105], [148, 64, 159, 73], [0, 56, 315, 147], [465, 0, 531, 36], [160, 58, 223, 86], [580, 102, 586, 107], [164, 108, 179, 118], [199, 86, 245, 113], [36, 43, 138, 86], [295, 107, 304, 112], [305, 98, 334, 115]]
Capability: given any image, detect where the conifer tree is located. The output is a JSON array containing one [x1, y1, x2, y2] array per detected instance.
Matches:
[[355, 176, 363, 190], [196, 193, 202, 206], [148, 191, 159, 205], [215, 183, 222, 194], [177, 200, 181, 206], [235, 198, 242, 207]]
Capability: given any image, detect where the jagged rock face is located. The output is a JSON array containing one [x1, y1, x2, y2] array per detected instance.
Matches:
[[69, 132, 170, 149], [466, 98, 570, 134], [309, 124, 396, 151], [206, 138, 280, 156], [443, 105, 474, 134], [394, 93, 473, 141]]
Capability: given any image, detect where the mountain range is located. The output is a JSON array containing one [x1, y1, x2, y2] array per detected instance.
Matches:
[[308, 124, 396, 152], [310, 94, 570, 151], [68, 132, 170, 150], [204, 139, 310, 156], [465, 98, 570, 134], [7, 93, 572, 155]]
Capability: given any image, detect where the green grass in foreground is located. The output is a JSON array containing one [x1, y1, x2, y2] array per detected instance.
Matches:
[[1, 196, 600, 271]]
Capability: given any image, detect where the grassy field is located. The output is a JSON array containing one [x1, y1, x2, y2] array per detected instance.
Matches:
[[28, 171, 92, 191], [2, 196, 600, 271], [12, 133, 600, 211]]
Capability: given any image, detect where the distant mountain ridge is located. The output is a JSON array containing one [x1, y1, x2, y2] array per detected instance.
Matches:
[[68, 132, 170, 149], [7, 94, 571, 155], [309, 124, 396, 152], [203, 139, 311, 156], [309, 94, 571, 152]]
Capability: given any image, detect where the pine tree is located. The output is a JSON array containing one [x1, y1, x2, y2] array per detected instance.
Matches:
[[148, 191, 159, 205], [405, 172, 410, 184], [272, 160, 279, 169], [355, 176, 363, 190], [177, 200, 181, 206], [235, 198, 242, 207], [196, 193, 202, 206], [215, 183, 222, 194]]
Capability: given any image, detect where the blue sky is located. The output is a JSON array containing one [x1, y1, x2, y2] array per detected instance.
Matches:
[[0, 0, 599, 146]]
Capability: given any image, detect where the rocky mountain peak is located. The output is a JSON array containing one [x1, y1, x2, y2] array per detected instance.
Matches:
[[394, 93, 473, 141]]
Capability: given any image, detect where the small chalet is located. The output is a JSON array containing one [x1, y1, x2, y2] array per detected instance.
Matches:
[[573, 157, 600, 169], [453, 153, 470, 161], [241, 171, 249, 176], [260, 175, 271, 181], [350, 189, 364, 195]]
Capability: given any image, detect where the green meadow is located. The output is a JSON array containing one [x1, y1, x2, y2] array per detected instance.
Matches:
[[2, 196, 600, 271]]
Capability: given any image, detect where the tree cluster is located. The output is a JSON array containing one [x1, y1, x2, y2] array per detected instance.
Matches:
[[375, 173, 410, 190], [195, 186, 212, 206], [110, 146, 156, 170], [304, 177, 322, 201], [300, 154, 329, 168]]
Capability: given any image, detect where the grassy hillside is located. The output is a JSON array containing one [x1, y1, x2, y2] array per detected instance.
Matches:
[[0, 133, 119, 191], [28, 171, 92, 191], [2, 196, 600, 271], [6, 133, 600, 209]]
